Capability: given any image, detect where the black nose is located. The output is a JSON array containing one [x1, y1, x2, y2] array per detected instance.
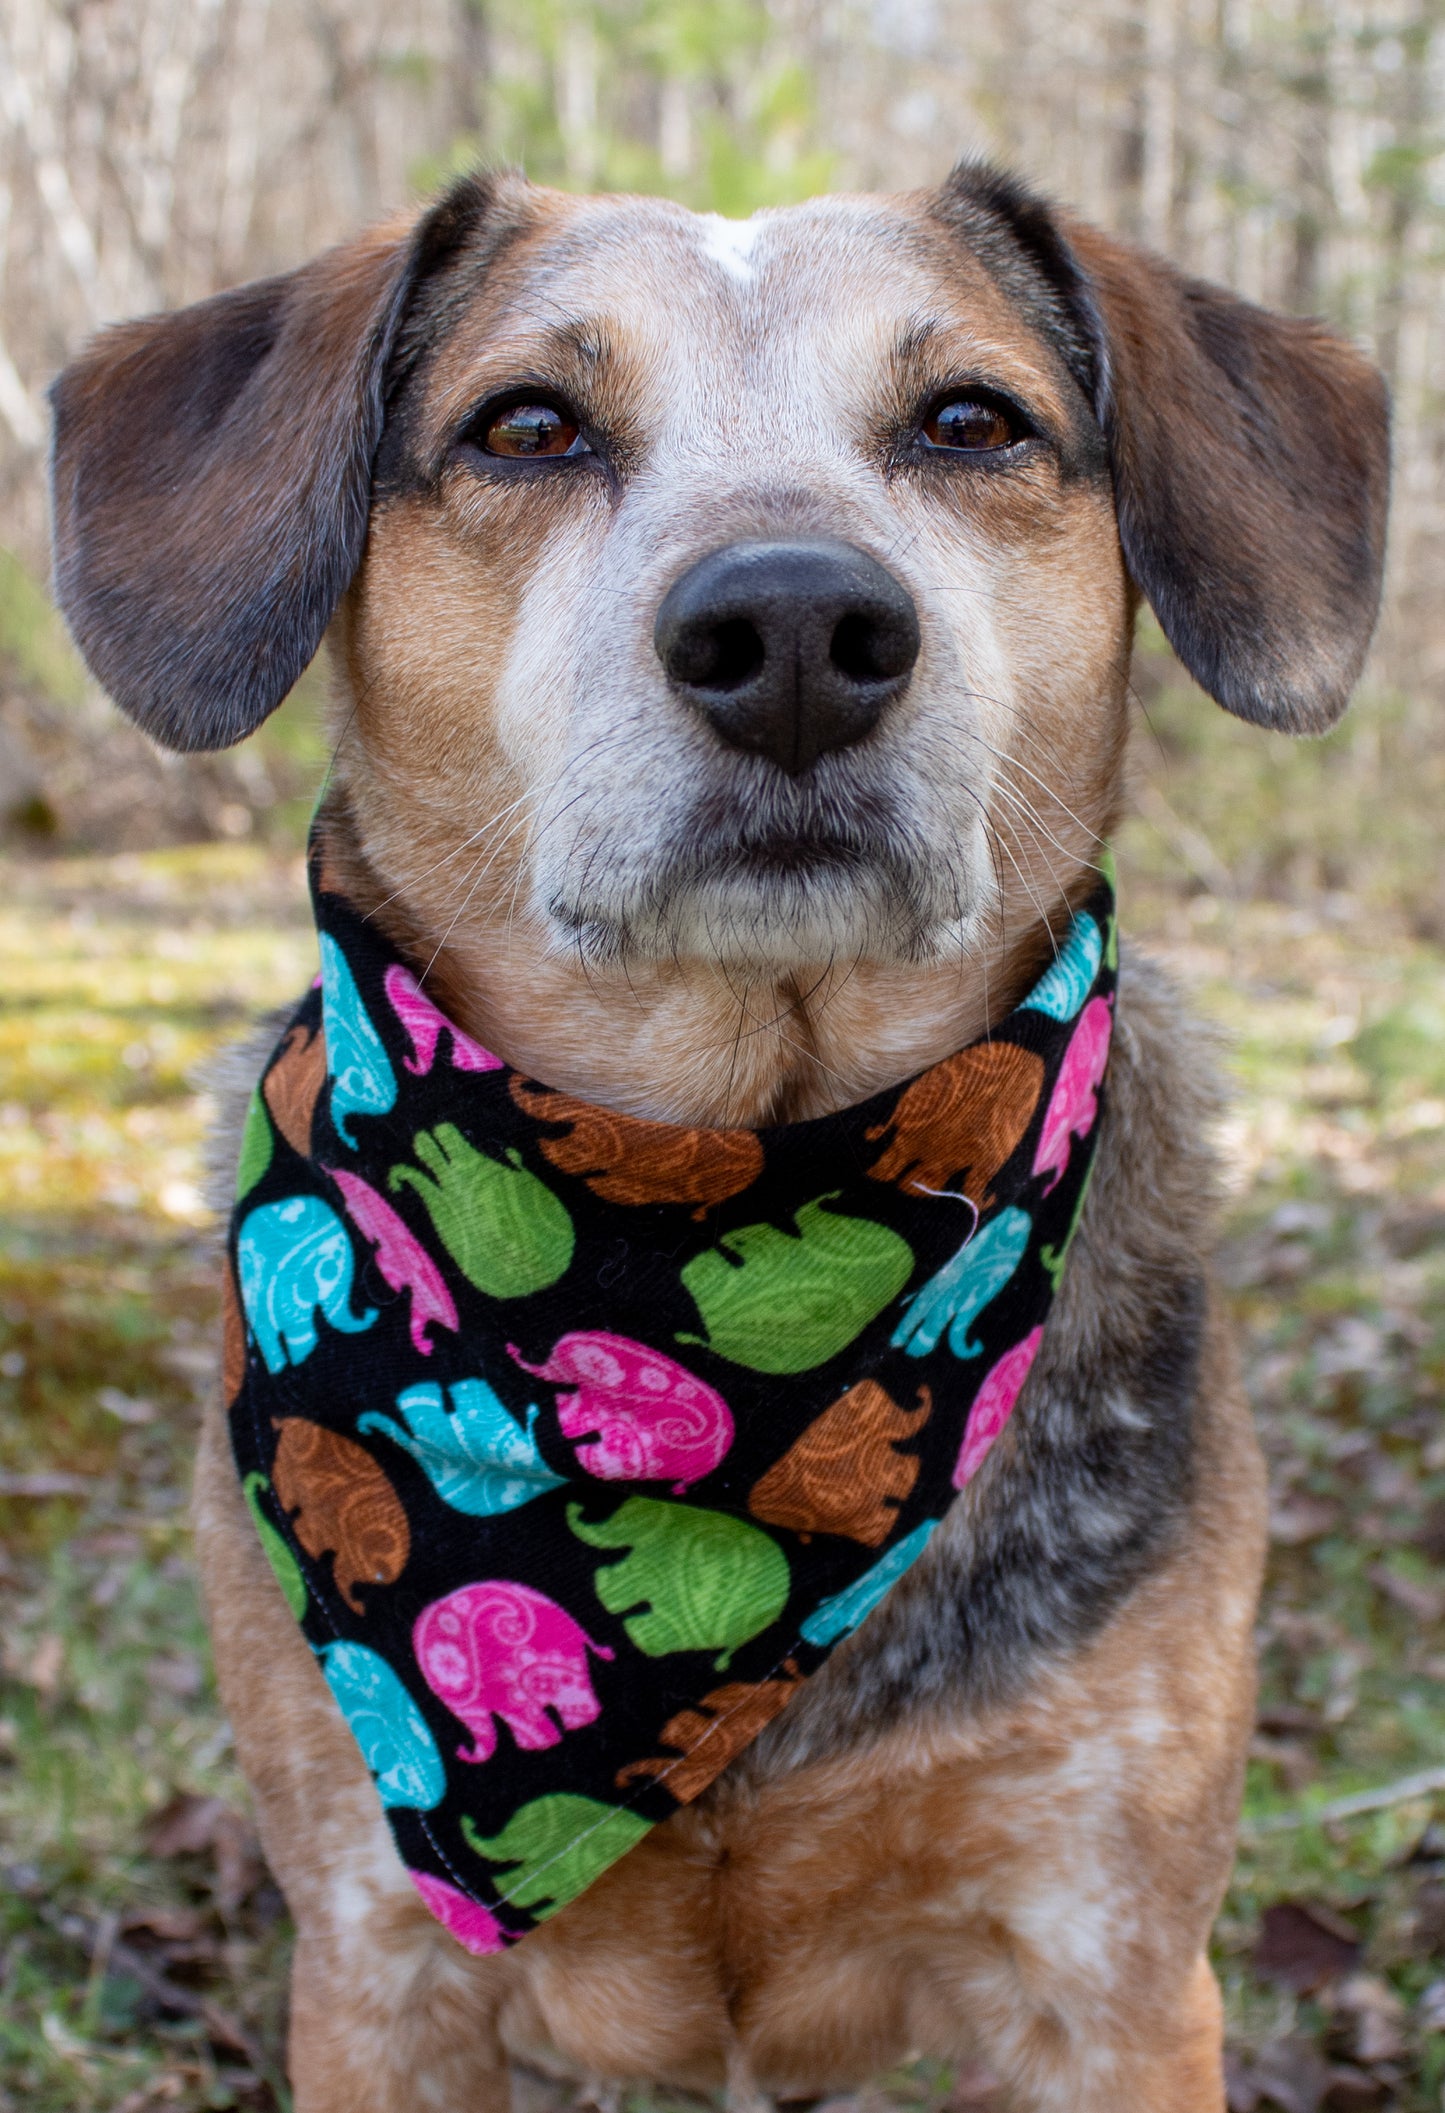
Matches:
[[654, 538, 921, 776]]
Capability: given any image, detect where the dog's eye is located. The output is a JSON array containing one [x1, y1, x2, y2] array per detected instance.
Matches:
[[480, 401, 587, 459], [920, 398, 1022, 452]]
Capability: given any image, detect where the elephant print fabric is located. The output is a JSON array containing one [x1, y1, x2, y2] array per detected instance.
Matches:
[[226, 832, 1117, 1951], [510, 1331, 734, 1490]]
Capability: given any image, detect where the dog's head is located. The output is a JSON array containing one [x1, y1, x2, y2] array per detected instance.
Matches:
[[50, 166, 1388, 1112]]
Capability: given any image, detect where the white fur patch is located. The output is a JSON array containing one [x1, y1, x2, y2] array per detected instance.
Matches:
[[697, 212, 763, 282]]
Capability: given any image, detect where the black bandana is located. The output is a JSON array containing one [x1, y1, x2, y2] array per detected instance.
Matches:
[[225, 838, 1116, 1954]]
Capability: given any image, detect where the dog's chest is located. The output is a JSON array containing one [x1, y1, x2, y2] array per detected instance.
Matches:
[[490, 1626, 1194, 2096], [493, 1749, 997, 2089]]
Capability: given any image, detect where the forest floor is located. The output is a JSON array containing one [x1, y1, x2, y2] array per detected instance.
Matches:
[[5, 708, 1445, 2112]]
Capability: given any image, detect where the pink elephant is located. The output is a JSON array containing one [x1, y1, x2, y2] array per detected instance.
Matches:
[[384, 963, 503, 1078], [1032, 995, 1113, 1195], [508, 1330, 734, 1491], [407, 1870, 507, 1955], [413, 1580, 613, 1764], [328, 1166, 458, 1355], [953, 1326, 1044, 1488]]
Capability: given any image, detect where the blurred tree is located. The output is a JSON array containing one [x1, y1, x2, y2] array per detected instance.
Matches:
[[1, 0, 1443, 839], [417, 0, 834, 212]]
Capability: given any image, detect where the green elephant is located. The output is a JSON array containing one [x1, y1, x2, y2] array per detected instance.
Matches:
[[235, 1090, 273, 1201], [389, 1124, 573, 1299], [242, 1471, 306, 1619], [461, 1794, 652, 1917], [679, 1195, 913, 1373], [568, 1495, 790, 1669]]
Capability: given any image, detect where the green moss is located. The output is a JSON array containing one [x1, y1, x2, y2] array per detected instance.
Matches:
[[0, 547, 87, 708]]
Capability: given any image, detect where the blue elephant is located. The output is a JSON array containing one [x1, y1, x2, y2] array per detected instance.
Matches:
[[892, 1206, 1032, 1360], [800, 1519, 938, 1647], [237, 1194, 377, 1373], [320, 932, 397, 1148], [1021, 911, 1103, 1022], [358, 1378, 566, 1517], [318, 1641, 444, 1810]]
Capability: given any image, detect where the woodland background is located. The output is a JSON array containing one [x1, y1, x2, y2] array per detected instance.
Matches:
[[4, 4, 1445, 2110]]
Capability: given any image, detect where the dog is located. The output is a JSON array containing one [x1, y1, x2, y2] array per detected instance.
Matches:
[[49, 162, 1389, 2111]]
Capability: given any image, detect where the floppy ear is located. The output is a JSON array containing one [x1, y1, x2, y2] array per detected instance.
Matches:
[[1064, 216, 1391, 732], [941, 168, 1391, 733], [49, 177, 497, 752]]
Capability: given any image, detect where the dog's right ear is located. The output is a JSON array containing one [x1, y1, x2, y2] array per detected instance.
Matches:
[[937, 165, 1391, 735], [49, 176, 499, 752]]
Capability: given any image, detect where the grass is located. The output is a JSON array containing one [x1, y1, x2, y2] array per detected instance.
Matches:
[[2, 665, 1445, 2109]]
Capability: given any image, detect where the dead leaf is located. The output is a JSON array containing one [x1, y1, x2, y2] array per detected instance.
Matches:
[[97, 1384, 156, 1424], [1410, 1877, 1445, 1956], [26, 1632, 63, 1696], [1369, 1563, 1445, 1625], [1258, 1704, 1325, 1737], [144, 1792, 230, 1858], [0, 1470, 95, 1498], [1327, 1974, 1407, 2065], [142, 1792, 263, 1910], [144, 1652, 204, 1697], [1226, 2036, 1332, 2113], [1270, 1496, 1343, 1546], [120, 1904, 206, 1943], [1253, 1900, 1361, 1993], [1320, 2069, 1389, 2110], [1416, 1976, 1445, 2031], [1250, 1734, 1319, 1793], [1225, 2048, 1260, 2112]]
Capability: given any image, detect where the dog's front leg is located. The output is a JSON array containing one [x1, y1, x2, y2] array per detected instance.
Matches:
[[194, 1395, 514, 2113], [287, 1917, 512, 2113], [970, 1948, 1225, 2113]]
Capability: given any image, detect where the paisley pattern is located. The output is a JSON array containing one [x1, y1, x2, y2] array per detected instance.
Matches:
[[359, 1379, 565, 1517], [271, 1417, 410, 1614], [1033, 996, 1113, 1195], [318, 1641, 443, 1809], [320, 931, 397, 1148], [679, 1197, 913, 1372], [892, 1206, 1033, 1360], [510, 1331, 733, 1490], [236, 1193, 375, 1372], [952, 1327, 1045, 1488], [262, 1021, 329, 1157], [615, 1660, 803, 1800], [390, 1125, 574, 1298], [413, 1581, 612, 1764], [799, 1519, 940, 1647], [568, 1496, 790, 1668], [226, 830, 1115, 1953], [865, 1040, 1044, 1208], [1021, 909, 1104, 1022], [748, 1380, 929, 1545], [461, 1795, 653, 1918], [510, 1076, 764, 1216], [386, 963, 504, 1078], [330, 1166, 459, 1356]]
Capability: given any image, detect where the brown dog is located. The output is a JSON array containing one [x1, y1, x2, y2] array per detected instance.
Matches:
[[50, 164, 1389, 2111]]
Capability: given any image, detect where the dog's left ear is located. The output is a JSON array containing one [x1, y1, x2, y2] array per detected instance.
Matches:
[[49, 177, 498, 752], [944, 171, 1391, 733]]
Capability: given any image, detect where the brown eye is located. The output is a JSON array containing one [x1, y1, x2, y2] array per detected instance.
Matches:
[[921, 398, 1020, 452], [482, 402, 584, 458]]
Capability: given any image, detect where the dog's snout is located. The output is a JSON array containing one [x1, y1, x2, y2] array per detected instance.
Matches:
[[654, 539, 920, 777]]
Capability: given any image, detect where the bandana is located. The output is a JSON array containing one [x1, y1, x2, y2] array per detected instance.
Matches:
[[224, 836, 1116, 1955]]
